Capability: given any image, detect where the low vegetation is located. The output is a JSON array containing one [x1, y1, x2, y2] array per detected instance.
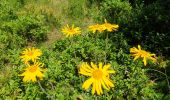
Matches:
[[0, 0, 170, 99]]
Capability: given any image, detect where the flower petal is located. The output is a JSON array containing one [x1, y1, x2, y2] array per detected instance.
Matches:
[[103, 64, 111, 71], [82, 78, 93, 90], [143, 57, 147, 66], [92, 80, 96, 95]]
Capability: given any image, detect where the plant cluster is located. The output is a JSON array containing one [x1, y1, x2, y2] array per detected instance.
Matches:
[[19, 48, 46, 82], [0, 0, 170, 99], [16, 20, 166, 99]]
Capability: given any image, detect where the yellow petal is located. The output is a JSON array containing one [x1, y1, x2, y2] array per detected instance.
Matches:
[[134, 55, 140, 61], [82, 78, 93, 90], [85, 63, 94, 71], [91, 62, 97, 69], [104, 19, 107, 23], [104, 78, 114, 88], [98, 80, 103, 94], [92, 80, 96, 95], [108, 70, 115, 74], [31, 75, 37, 82], [103, 64, 111, 70], [101, 78, 109, 90], [99, 62, 103, 70], [79, 70, 92, 76], [138, 45, 141, 50], [81, 65, 92, 73], [143, 57, 147, 66], [23, 76, 29, 82], [95, 80, 100, 95]]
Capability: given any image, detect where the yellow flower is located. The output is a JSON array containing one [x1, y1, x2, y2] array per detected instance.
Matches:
[[88, 24, 104, 33], [130, 45, 157, 66], [20, 62, 45, 82], [101, 19, 119, 32], [79, 62, 115, 95], [20, 48, 42, 63], [61, 24, 81, 37]]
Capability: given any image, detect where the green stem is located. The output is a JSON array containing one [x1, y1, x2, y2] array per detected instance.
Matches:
[[133, 60, 140, 73], [37, 80, 52, 99], [95, 33, 98, 63], [70, 38, 76, 59], [146, 68, 170, 93], [95, 95, 98, 100], [105, 32, 108, 64], [49, 82, 56, 99], [146, 69, 167, 78], [165, 69, 170, 93]]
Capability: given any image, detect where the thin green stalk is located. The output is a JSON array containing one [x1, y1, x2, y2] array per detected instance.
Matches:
[[146, 68, 170, 93], [70, 38, 76, 59], [49, 82, 56, 100], [37, 80, 52, 99], [105, 32, 108, 64], [95, 33, 98, 63], [95, 95, 98, 100], [146, 69, 167, 79], [165, 69, 170, 93], [133, 60, 139, 73]]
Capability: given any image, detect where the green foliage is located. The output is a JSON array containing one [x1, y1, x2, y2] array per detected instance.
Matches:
[[17, 2, 61, 27], [1, 15, 49, 42], [67, 0, 86, 20], [0, 0, 62, 45], [99, 0, 170, 56], [125, 0, 170, 56], [1, 33, 159, 99], [0, 0, 170, 99], [48, 34, 159, 99], [101, 0, 132, 24], [0, 0, 50, 66]]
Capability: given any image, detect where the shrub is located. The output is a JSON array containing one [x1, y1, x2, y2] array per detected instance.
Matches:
[[49, 34, 159, 99], [101, 0, 132, 24], [99, 0, 170, 56]]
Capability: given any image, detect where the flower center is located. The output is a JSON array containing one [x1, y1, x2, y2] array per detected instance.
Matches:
[[29, 66, 37, 73], [69, 29, 76, 33], [140, 50, 150, 57], [92, 69, 103, 80], [27, 51, 33, 56]]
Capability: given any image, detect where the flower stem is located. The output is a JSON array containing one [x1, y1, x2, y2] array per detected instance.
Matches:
[[49, 82, 56, 99], [70, 38, 77, 59], [105, 32, 108, 64], [95, 95, 98, 100], [165, 69, 170, 93], [95, 33, 98, 63], [146, 68, 170, 93], [38, 80, 53, 99]]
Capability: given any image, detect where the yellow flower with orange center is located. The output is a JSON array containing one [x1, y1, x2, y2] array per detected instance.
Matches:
[[20, 62, 45, 82], [130, 45, 157, 66], [61, 24, 81, 37], [88, 19, 119, 33], [79, 62, 115, 95], [20, 48, 42, 63], [101, 19, 119, 32], [88, 24, 104, 33]]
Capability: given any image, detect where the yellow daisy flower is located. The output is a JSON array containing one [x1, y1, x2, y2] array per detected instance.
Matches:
[[130, 45, 157, 66], [20, 62, 45, 82], [79, 62, 115, 95], [20, 48, 42, 63], [61, 24, 81, 37], [88, 24, 104, 33], [101, 19, 119, 32]]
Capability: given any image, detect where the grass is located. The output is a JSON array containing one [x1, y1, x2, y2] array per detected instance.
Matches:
[[36, 0, 100, 48]]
